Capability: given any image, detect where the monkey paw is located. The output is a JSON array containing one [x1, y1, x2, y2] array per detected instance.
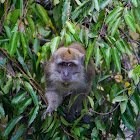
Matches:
[[41, 106, 56, 120]]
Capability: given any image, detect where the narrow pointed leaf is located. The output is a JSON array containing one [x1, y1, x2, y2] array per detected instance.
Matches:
[[100, 0, 111, 9], [94, 0, 100, 11], [62, 1, 69, 25], [132, 0, 138, 7], [19, 31, 28, 59], [108, 12, 121, 31], [33, 37, 40, 55], [124, 8, 136, 33], [3, 116, 23, 139], [17, 97, 32, 115], [121, 113, 135, 131], [0, 105, 5, 119], [112, 47, 121, 73], [11, 92, 27, 105], [111, 17, 121, 36], [23, 81, 38, 105], [106, 7, 123, 24], [50, 37, 61, 54], [66, 21, 76, 34], [28, 105, 39, 127], [9, 31, 18, 57], [95, 46, 101, 67], [26, 15, 36, 35], [36, 4, 49, 25], [116, 39, 126, 53], [105, 47, 111, 69]]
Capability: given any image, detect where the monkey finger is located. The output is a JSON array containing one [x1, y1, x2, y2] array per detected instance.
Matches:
[[41, 111, 48, 120]]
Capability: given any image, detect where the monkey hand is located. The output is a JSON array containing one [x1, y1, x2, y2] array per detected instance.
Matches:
[[41, 105, 56, 120]]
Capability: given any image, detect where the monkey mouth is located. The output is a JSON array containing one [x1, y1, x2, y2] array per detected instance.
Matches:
[[61, 82, 71, 87]]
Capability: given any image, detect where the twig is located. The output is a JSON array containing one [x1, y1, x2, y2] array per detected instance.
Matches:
[[0, 64, 16, 78], [118, 27, 140, 64], [18, 0, 30, 29]]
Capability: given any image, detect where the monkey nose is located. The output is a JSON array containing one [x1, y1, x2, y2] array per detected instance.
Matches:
[[63, 71, 69, 77]]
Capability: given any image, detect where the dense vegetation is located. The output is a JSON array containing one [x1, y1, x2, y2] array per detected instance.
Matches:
[[0, 0, 140, 139]]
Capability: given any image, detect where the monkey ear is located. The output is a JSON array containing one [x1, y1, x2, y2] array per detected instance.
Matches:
[[81, 54, 86, 65]]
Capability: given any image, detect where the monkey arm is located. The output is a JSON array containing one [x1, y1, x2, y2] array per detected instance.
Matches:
[[42, 90, 63, 120]]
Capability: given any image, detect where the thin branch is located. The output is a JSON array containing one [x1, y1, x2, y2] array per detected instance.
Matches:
[[0, 64, 16, 78], [118, 27, 140, 64]]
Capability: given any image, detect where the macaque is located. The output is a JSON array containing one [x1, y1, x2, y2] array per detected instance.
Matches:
[[42, 41, 95, 122]]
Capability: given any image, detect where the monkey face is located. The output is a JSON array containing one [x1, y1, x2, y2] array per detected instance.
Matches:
[[51, 47, 85, 87], [57, 61, 80, 83]]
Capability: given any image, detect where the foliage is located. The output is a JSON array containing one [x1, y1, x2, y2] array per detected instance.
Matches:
[[0, 0, 140, 139]]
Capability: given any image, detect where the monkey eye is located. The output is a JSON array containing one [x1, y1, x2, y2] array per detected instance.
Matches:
[[58, 62, 68, 66], [68, 63, 77, 67], [58, 62, 77, 67]]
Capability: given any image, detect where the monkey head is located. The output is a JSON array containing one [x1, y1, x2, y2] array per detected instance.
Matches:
[[50, 47, 86, 87]]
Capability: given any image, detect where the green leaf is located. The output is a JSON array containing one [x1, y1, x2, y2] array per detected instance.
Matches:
[[72, 0, 89, 20], [17, 97, 32, 115], [100, 0, 111, 9], [87, 96, 94, 109], [95, 118, 105, 131], [11, 92, 27, 105], [72, 109, 87, 129], [111, 17, 121, 36], [66, 21, 76, 34], [9, 31, 18, 57], [121, 113, 135, 131], [110, 84, 118, 102], [73, 127, 80, 137], [120, 100, 128, 114], [11, 125, 26, 140], [131, 0, 138, 7], [50, 37, 61, 54], [85, 38, 96, 69], [16, 49, 29, 74], [4, 26, 11, 38], [112, 95, 128, 102], [65, 33, 71, 46], [45, 112, 57, 133], [95, 46, 101, 67], [28, 105, 39, 127], [124, 8, 136, 33], [0, 105, 5, 119], [36, 4, 49, 25], [134, 8, 140, 24], [10, 9, 20, 24], [3, 116, 23, 139], [94, 0, 100, 11], [2, 76, 13, 94], [62, 1, 69, 25], [112, 47, 121, 73], [106, 7, 123, 24], [60, 116, 69, 126], [98, 75, 111, 82], [108, 12, 121, 31], [131, 92, 140, 112], [104, 47, 111, 69], [23, 81, 38, 105], [19, 31, 28, 59], [41, 115, 53, 132], [26, 15, 36, 35], [91, 127, 99, 138], [33, 37, 40, 55], [20, 0, 23, 17], [116, 39, 126, 53], [133, 65, 140, 74]]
